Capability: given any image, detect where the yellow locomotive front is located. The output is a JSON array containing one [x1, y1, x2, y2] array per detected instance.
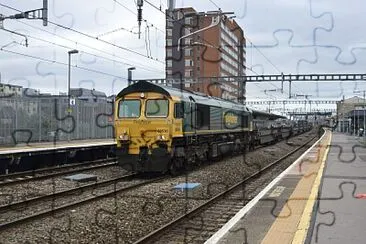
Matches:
[[114, 82, 182, 173]]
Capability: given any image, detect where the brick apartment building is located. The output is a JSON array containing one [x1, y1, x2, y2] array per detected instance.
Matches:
[[165, 7, 246, 101]]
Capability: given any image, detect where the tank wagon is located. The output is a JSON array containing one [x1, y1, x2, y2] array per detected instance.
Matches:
[[114, 81, 311, 174]]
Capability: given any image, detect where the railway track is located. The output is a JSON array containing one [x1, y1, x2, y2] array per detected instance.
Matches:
[[0, 173, 166, 230], [0, 158, 118, 187], [0, 131, 309, 188], [134, 135, 318, 244]]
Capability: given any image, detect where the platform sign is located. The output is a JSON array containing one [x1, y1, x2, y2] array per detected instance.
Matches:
[[70, 98, 76, 106]]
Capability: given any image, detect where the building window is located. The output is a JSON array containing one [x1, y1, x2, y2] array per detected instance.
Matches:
[[167, 60, 172, 67], [166, 39, 172, 46], [166, 69, 172, 75], [167, 20, 173, 27], [176, 11, 183, 20], [185, 17, 192, 25], [185, 59, 193, 66], [166, 49, 172, 57], [185, 69, 193, 77], [184, 48, 193, 56], [185, 28, 191, 35], [184, 38, 191, 45], [166, 29, 172, 37]]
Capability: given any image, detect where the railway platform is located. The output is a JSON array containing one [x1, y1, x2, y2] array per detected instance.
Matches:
[[0, 138, 116, 156], [0, 139, 116, 174], [206, 130, 366, 244]]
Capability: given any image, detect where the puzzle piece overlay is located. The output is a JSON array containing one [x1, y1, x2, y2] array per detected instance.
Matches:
[[0, 0, 365, 243]]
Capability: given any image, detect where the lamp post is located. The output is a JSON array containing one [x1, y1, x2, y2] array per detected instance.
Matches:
[[127, 67, 136, 86], [362, 91, 366, 138], [67, 49, 78, 142], [354, 106, 356, 136], [68, 49, 78, 112]]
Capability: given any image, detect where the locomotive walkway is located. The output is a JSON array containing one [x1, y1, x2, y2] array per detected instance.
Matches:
[[205, 130, 366, 243]]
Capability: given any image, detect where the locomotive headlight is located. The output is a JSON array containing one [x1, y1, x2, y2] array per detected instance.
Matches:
[[156, 134, 166, 141], [119, 134, 129, 141]]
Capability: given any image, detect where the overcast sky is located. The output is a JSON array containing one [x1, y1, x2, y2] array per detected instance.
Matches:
[[0, 0, 365, 112]]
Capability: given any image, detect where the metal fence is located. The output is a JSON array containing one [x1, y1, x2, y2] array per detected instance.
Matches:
[[0, 96, 114, 146]]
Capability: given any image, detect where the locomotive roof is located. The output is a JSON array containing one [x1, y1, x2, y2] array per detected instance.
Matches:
[[251, 109, 286, 120], [116, 80, 250, 112]]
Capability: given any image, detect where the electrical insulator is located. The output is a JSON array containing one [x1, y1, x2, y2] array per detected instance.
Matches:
[[137, 0, 143, 39]]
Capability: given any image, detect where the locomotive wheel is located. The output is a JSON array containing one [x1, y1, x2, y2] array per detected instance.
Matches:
[[169, 160, 178, 176], [203, 151, 209, 163], [169, 158, 183, 176]]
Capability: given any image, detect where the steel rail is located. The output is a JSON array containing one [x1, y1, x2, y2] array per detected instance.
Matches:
[[0, 157, 117, 180], [134, 135, 318, 243], [0, 158, 118, 187], [0, 174, 166, 230], [0, 173, 137, 213]]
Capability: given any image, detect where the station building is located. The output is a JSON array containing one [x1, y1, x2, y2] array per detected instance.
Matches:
[[337, 96, 366, 134]]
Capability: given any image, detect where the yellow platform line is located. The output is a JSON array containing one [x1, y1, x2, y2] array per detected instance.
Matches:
[[261, 130, 332, 244], [292, 131, 332, 244]]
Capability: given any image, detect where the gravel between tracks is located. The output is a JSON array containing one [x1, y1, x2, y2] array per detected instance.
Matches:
[[0, 131, 316, 244], [0, 165, 127, 206]]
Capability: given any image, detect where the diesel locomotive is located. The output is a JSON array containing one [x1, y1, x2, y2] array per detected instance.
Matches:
[[114, 80, 311, 174]]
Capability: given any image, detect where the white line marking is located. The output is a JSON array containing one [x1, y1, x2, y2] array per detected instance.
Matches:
[[269, 186, 286, 198], [0, 141, 116, 155]]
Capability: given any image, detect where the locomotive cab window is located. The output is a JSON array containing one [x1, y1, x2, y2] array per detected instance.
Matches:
[[242, 113, 249, 128], [174, 102, 184, 118], [146, 99, 169, 117], [118, 99, 141, 118]]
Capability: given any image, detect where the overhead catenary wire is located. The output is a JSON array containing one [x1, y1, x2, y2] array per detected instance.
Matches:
[[0, 3, 164, 63], [246, 36, 304, 97], [0, 48, 125, 79], [246, 65, 281, 98], [144, 0, 166, 15], [207, 0, 221, 10], [201, 0, 301, 98], [0, 7, 164, 74], [144, 24, 152, 57], [13, 28, 163, 75], [246, 37, 282, 74], [13, 20, 163, 74], [47, 20, 163, 63], [97, 26, 140, 38], [113, 0, 165, 34]]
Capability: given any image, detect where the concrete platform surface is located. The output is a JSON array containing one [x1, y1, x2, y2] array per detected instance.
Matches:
[[309, 133, 366, 244], [205, 130, 333, 244]]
